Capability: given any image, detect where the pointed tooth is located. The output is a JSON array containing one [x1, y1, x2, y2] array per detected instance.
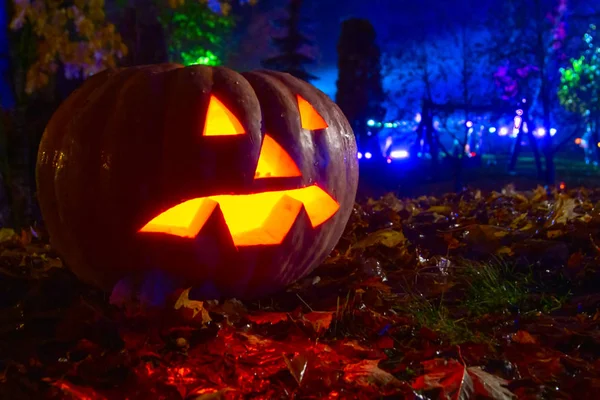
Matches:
[[138, 198, 217, 238], [231, 194, 304, 247], [193, 202, 236, 252]]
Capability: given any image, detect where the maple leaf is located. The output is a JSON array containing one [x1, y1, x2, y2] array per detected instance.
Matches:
[[413, 359, 516, 400], [549, 197, 582, 225], [174, 288, 212, 324], [352, 229, 406, 250], [468, 367, 516, 400], [302, 311, 334, 334], [413, 358, 474, 399]]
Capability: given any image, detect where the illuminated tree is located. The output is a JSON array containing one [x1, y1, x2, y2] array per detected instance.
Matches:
[[2, 0, 255, 227], [262, 0, 317, 82], [491, 0, 570, 183], [158, 0, 235, 66], [558, 24, 600, 160], [9, 0, 127, 96], [559, 25, 600, 116]]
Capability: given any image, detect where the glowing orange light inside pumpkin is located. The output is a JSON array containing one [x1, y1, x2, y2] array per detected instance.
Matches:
[[138, 185, 339, 246], [297, 95, 328, 130], [202, 95, 245, 136], [255, 134, 301, 178]]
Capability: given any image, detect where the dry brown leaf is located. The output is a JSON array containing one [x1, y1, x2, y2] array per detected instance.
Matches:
[[512, 330, 537, 344]]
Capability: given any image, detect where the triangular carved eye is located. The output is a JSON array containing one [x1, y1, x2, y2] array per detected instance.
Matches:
[[254, 134, 301, 179], [203, 95, 246, 136], [297, 95, 328, 130]]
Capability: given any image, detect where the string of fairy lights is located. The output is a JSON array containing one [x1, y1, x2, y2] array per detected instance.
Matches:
[[358, 111, 567, 162]]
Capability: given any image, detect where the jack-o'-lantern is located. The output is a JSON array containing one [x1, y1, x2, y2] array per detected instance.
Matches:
[[36, 64, 358, 299]]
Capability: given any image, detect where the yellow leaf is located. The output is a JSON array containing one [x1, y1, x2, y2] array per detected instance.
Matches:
[[174, 288, 212, 324], [352, 229, 405, 250], [426, 205, 452, 215], [0, 228, 17, 243], [496, 246, 514, 256]]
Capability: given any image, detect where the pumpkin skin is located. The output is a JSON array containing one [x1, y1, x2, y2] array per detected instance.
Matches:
[[36, 64, 358, 300]]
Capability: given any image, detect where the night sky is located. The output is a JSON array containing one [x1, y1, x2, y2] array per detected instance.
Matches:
[[232, 0, 494, 98], [227, 0, 496, 96]]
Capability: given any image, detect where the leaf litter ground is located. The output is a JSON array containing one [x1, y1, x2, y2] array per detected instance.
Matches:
[[1, 185, 600, 399]]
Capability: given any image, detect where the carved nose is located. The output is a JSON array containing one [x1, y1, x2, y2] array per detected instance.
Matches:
[[254, 134, 301, 179]]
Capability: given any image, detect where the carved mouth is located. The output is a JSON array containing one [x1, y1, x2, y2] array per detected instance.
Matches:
[[138, 185, 339, 246]]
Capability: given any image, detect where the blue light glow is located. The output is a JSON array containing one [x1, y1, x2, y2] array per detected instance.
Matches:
[[357, 152, 363, 159], [367, 119, 376, 127], [365, 152, 373, 159], [489, 127, 497, 133]]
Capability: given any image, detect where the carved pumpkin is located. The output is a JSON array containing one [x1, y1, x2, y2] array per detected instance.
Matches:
[[36, 64, 358, 299]]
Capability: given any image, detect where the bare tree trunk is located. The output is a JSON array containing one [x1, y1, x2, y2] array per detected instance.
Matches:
[[9, 104, 33, 228], [508, 129, 522, 173], [535, 0, 555, 185], [594, 115, 600, 164]]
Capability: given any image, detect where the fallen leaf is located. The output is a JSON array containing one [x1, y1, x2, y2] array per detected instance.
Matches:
[[550, 197, 581, 225], [0, 228, 16, 243], [188, 387, 237, 399], [413, 358, 474, 400], [20, 228, 32, 246], [427, 205, 453, 215], [344, 359, 404, 387], [174, 288, 212, 324], [567, 251, 583, 269], [353, 229, 405, 250], [51, 380, 107, 400], [247, 312, 288, 325], [468, 366, 516, 399], [283, 353, 309, 385], [303, 311, 334, 334], [414, 359, 517, 399], [512, 330, 537, 344]]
